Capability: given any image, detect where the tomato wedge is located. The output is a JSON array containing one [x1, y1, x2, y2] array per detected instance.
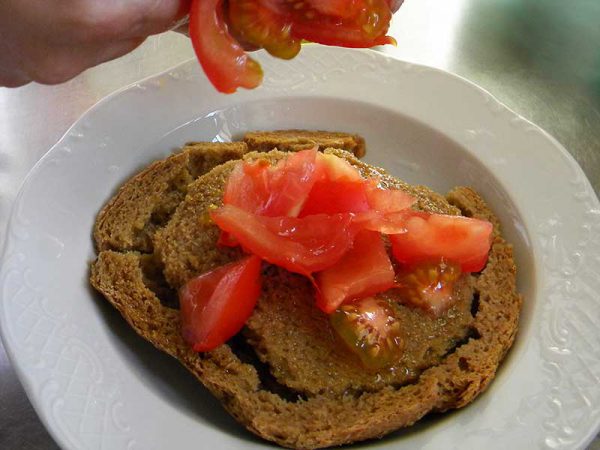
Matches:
[[390, 212, 493, 272], [180, 255, 262, 351], [224, 149, 319, 217], [316, 230, 395, 313], [211, 205, 356, 275], [365, 182, 416, 213], [189, 0, 263, 93]]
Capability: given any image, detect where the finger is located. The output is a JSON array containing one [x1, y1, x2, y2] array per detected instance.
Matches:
[[0, 73, 30, 88], [89, 37, 147, 67], [129, 0, 192, 37], [390, 0, 404, 13], [27, 38, 146, 85]]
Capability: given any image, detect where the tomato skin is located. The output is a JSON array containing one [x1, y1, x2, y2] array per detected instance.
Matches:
[[390, 212, 493, 272], [180, 255, 262, 351], [211, 205, 356, 275], [189, 0, 263, 93], [316, 230, 395, 313]]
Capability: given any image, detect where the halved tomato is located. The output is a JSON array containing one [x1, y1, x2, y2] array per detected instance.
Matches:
[[189, 0, 397, 93], [330, 296, 404, 370], [316, 230, 395, 313], [223, 149, 319, 217], [180, 255, 262, 351], [189, 0, 263, 93], [211, 205, 356, 275], [390, 212, 493, 272]]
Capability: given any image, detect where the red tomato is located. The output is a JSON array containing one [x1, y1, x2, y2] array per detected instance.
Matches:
[[288, 0, 394, 47], [315, 153, 364, 182], [316, 230, 395, 313], [190, 0, 396, 93], [211, 205, 356, 275], [189, 0, 263, 94], [300, 180, 369, 216], [300, 152, 369, 216], [180, 255, 262, 351], [365, 182, 416, 213], [224, 149, 319, 217], [390, 212, 493, 272]]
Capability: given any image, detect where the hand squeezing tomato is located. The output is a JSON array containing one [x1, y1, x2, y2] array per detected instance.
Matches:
[[189, 0, 401, 93]]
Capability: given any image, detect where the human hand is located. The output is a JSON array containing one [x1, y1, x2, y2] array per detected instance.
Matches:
[[0, 0, 190, 87]]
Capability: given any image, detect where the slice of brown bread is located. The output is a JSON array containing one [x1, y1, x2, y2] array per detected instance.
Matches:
[[93, 142, 249, 253], [243, 130, 366, 158], [90, 144, 522, 449]]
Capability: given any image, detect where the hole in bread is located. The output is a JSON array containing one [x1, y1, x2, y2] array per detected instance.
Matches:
[[470, 290, 480, 317], [458, 357, 469, 371], [443, 327, 481, 359], [139, 253, 179, 309], [227, 333, 307, 403]]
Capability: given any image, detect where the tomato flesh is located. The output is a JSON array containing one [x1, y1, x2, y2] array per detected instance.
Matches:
[[211, 205, 356, 275], [189, 0, 263, 93], [390, 212, 493, 272], [228, 0, 301, 59], [224, 149, 319, 217], [180, 255, 262, 351], [330, 297, 404, 370], [365, 182, 416, 213], [316, 230, 395, 313], [396, 259, 462, 317]]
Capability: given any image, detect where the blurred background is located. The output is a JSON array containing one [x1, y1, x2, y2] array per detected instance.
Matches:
[[1, 0, 599, 448]]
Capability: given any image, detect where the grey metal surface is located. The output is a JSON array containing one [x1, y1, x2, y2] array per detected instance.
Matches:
[[0, 0, 598, 448]]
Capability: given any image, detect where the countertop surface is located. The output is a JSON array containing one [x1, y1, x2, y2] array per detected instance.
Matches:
[[1, 0, 599, 448]]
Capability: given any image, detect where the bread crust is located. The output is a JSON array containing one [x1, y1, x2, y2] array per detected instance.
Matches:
[[90, 139, 522, 449]]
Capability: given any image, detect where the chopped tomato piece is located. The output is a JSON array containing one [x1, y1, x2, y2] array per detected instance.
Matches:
[[390, 212, 493, 272], [315, 153, 363, 182], [330, 297, 404, 370], [180, 255, 262, 352], [211, 205, 356, 275], [365, 182, 416, 213], [300, 152, 369, 216], [189, 0, 263, 93], [316, 230, 395, 313], [301, 180, 369, 216], [224, 149, 319, 217], [396, 259, 462, 317]]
